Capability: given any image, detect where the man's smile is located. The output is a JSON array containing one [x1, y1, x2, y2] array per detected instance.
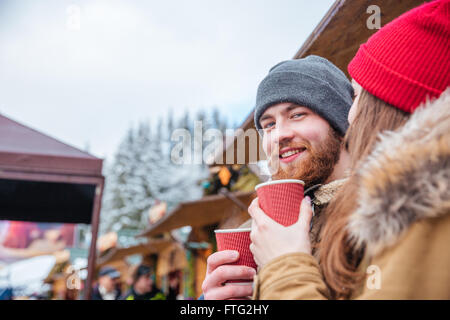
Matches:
[[279, 147, 306, 163]]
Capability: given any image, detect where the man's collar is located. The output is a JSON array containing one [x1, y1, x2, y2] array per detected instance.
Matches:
[[305, 178, 348, 206]]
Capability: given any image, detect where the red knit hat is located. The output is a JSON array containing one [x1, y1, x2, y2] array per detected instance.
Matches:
[[348, 0, 450, 113]]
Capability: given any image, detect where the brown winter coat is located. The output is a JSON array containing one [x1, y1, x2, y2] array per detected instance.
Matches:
[[253, 90, 450, 300]]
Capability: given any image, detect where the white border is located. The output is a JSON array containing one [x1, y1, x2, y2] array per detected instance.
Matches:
[[224, 282, 253, 286], [214, 228, 251, 233], [255, 179, 304, 191]]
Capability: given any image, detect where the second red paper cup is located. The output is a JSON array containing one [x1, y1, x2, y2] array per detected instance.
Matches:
[[255, 179, 305, 226], [214, 228, 256, 283]]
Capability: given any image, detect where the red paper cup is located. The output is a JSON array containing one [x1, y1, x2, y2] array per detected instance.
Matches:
[[214, 228, 256, 284], [255, 179, 305, 226]]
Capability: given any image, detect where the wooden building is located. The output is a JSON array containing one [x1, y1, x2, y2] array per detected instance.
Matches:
[[138, 191, 255, 298]]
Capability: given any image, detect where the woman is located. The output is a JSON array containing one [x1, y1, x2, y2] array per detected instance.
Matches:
[[249, 0, 450, 299]]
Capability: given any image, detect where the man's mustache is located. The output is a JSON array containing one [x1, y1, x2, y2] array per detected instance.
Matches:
[[269, 141, 310, 159], [267, 141, 310, 175]]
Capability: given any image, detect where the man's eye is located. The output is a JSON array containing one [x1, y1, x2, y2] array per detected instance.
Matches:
[[263, 122, 275, 129], [291, 113, 305, 119]]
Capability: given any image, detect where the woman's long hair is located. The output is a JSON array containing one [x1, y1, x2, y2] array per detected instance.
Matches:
[[319, 88, 410, 299]]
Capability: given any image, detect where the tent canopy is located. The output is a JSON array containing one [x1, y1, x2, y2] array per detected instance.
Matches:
[[139, 191, 255, 238], [0, 113, 104, 224]]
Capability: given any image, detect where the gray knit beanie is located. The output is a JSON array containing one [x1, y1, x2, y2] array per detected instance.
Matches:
[[254, 55, 354, 136]]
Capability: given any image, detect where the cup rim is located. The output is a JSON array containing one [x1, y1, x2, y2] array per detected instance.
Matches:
[[214, 228, 251, 233], [224, 281, 254, 286], [255, 179, 304, 190]]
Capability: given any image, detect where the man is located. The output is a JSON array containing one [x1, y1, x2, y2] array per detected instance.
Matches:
[[92, 266, 122, 300], [167, 270, 181, 300], [121, 265, 166, 300], [201, 55, 354, 300]]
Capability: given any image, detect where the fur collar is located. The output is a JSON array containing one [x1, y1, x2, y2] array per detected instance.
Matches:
[[348, 89, 450, 257], [312, 178, 348, 206]]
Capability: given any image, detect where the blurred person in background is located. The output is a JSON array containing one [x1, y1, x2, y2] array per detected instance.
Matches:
[[121, 265, 165, 300], [167, 270, 181, 300], [92, 267, 122, 300]]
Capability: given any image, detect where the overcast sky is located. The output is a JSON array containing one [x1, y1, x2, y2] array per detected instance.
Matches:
[[0, 0, 334, 162]]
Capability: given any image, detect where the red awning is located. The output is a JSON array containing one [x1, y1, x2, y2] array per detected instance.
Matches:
[[0, 113, 104, 224], [0, 114, 102, 177]]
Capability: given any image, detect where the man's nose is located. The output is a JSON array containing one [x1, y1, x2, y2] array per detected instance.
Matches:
[[276, 123, 295, 144]]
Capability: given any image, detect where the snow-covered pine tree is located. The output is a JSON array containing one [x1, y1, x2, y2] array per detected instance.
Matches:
[[101, 127, 142, 233], [100, 108, 230, 234]]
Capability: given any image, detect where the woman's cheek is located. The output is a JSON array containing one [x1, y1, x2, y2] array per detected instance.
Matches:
[[348, 95, 359, 124]]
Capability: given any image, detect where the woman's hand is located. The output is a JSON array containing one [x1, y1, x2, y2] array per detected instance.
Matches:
[[248, 196, 313, 269]]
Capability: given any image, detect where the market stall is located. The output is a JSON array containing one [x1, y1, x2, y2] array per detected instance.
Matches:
[[138, 191, 255, 298], [0, 114, 104, 299]]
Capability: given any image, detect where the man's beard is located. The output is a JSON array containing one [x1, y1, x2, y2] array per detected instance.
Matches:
[[269, 129, 342, 188]]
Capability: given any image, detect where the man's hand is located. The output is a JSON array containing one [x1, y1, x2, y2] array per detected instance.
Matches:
[[202, 250, 256, 300], [249, 197, 313, 269]]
